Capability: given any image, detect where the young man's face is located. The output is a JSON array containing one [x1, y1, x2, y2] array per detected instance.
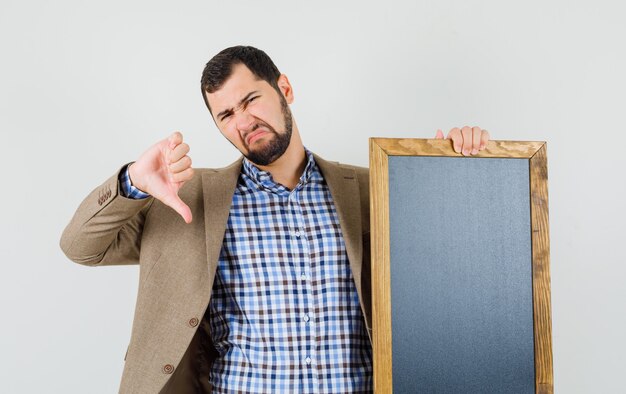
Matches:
[[205, 63, 294, 166]]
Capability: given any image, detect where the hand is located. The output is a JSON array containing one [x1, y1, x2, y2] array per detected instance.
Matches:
[[435, 126, 490, 156], [128, 131, 194, 223]]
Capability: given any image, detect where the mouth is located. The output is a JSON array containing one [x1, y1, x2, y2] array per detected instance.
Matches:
[[246, 128, 269, 145]]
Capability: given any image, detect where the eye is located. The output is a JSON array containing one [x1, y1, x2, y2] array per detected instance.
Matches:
[[249, 95, 259, 103]]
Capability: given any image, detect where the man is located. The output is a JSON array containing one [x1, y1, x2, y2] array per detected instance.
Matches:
[[60, 45, 490, 393]]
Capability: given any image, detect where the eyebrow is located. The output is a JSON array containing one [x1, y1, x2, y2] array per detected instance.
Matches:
[[216, 91, 259, 121]]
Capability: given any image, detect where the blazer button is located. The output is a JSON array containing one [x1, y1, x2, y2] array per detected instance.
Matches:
[[162, 364, 174, 374], [188, 317, 199, 327]]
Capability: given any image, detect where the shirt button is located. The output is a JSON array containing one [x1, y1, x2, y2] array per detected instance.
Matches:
[[162, 364, 175, 374], [188, 317, 199, 327], [303, 314, 310, 322], [300, 273, 307, 280], [305, 357, 312, 365], [294, 230, 301, 238]]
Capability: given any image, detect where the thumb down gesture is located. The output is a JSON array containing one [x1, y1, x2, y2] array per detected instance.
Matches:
[[128, 131, 194, 223]]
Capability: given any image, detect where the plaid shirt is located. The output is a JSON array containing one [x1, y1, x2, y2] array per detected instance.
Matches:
[[119, 164, 151, 199], [120, 151, 372, 393]]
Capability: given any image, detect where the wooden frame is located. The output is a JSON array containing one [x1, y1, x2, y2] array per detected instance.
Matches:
[[369, 138, 553, 393]]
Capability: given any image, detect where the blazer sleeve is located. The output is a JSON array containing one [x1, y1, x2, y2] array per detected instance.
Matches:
[[59, 163, 155, 267]]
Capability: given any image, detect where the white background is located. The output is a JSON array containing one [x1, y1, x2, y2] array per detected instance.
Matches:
[[1, 0, 624, 392]]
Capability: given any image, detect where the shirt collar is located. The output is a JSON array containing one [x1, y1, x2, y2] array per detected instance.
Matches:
[[242, 147, 316, 193]]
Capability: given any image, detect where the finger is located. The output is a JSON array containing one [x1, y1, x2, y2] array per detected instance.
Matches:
[[162, 192, 193, 224], [169, 143, 190, 164], [168, 131, 183, 149], [170, 167, 195, 183], [169, 155, 192, 174], [471, 126, 482, 155], [447, 128, 462, 153], [169, 156, 191, 174], [435, 129, 444, 139], [461, 126, 472, 156], [479, 129, 490, 150]]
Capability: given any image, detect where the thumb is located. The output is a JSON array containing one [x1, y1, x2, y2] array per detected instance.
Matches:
[[162, 192, 193, 224], [435, 129, 444, 139]]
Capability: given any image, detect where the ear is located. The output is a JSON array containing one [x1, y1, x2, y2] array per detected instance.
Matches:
[[277, 74, 294, 104]]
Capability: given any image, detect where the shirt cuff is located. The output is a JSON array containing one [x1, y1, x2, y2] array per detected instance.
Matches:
[[119, 163, 151, 199]]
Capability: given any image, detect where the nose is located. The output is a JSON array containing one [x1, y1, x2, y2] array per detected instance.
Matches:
[[235, 109, 255, 133]]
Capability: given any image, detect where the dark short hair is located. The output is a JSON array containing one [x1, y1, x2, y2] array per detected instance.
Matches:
[[200, 45, 281, 114]]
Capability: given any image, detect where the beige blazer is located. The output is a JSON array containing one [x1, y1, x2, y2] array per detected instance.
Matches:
[[60, 154, 372, 393]]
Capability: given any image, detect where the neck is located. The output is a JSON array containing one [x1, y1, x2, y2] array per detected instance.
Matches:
[[255, 126, 306, 190]]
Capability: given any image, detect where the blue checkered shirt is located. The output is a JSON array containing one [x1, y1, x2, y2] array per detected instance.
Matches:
[[119, 163, 151, 200], [119, 151, 372, 393]]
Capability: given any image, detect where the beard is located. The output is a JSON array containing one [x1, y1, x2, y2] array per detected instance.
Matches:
[[244, 95, 293, 166]]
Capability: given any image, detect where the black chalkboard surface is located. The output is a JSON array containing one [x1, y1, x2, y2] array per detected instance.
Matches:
[[370, 139, 552, 394]]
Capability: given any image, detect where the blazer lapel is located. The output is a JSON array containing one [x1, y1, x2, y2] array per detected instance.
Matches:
[[202, 158, 242, 287], [314, 154, 365, 311]]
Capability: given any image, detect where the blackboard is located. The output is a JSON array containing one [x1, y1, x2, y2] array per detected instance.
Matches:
[[369, 139, 553, 394]]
